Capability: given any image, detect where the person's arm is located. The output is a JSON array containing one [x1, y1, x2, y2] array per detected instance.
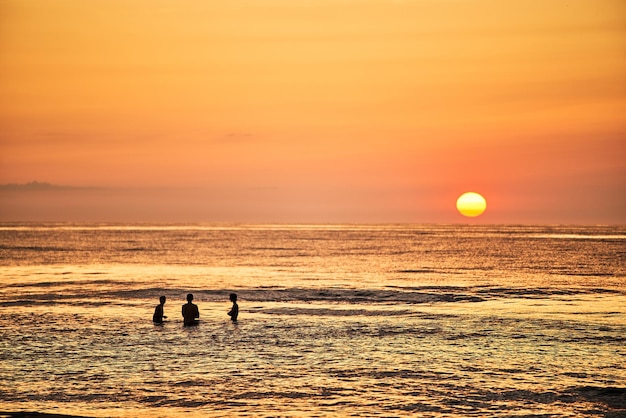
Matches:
[[229, 303, 238, 320]]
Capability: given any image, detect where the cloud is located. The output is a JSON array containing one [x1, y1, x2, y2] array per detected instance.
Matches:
[[213, 133, 256, 144], [0, 181, 103, 191]]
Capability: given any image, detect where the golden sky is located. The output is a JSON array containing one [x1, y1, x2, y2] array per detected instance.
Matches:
[[1, 0, 625, 223]]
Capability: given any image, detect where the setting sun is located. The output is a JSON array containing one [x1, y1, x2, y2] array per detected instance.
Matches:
[[456, 192, 487, 217]]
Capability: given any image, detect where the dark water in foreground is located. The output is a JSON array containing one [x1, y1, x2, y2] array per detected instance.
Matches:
[[0, 224, 624, 417]]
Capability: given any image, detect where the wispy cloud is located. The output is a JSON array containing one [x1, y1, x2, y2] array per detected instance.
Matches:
[[0, 182, 105, 191], [213, 133, 256, 144]]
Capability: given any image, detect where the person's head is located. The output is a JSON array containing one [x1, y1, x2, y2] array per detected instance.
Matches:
[[230, 293, 237, 302], [160, 296, 166, 305], [187, 293, 194, 303]]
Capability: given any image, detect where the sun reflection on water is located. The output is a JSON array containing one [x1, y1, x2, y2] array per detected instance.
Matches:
[[0, 224, 624, 416]]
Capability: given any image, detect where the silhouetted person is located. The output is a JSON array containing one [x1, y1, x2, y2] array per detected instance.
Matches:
[[227, 293, 239, 322], [153, 296, 167, 324], [182, 293, 199, 326]]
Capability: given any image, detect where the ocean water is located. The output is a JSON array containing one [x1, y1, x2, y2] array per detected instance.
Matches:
[[0, 224, 624, 417]]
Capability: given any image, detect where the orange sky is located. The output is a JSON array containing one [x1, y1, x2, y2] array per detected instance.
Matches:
[[1, 0, 625, 223]]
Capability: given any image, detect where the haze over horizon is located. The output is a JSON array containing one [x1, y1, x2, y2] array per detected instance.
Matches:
[[1, 0, 625, 224]]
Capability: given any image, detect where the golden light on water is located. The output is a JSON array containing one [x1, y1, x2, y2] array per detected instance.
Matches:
[[456, 192, 487, 217], [0, 224, 624, 416]]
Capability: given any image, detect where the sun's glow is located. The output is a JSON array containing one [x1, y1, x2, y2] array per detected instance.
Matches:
[[0, 1, 624, 224], [456, 192, 487, 217]]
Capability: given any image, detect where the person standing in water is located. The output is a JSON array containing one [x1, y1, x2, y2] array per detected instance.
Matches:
[[153, 296, 167, 324], [227, 293, 239, 322], [182, 293, 199, 326]]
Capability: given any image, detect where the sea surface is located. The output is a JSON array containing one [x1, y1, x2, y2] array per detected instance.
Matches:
[[0, 224, 624, 417]]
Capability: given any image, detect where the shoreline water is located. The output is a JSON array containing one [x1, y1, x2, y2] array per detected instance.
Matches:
[[3, 383, 626, 417]]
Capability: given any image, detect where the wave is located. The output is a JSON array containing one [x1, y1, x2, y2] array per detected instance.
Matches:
[[0, 245, 74, 252], [473, 286, 622, 297], [0, 278, 129, 289], [3, 384, 622, 416], [529, 234, 626, 240], [259, 306, 417, 317], [2, 284, 622, 308]]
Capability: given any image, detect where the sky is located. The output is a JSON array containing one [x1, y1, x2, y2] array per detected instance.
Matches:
[[1, 0, 625, 224]]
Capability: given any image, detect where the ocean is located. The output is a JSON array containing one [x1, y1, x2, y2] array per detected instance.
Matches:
[[0, 224, 624, 417]]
